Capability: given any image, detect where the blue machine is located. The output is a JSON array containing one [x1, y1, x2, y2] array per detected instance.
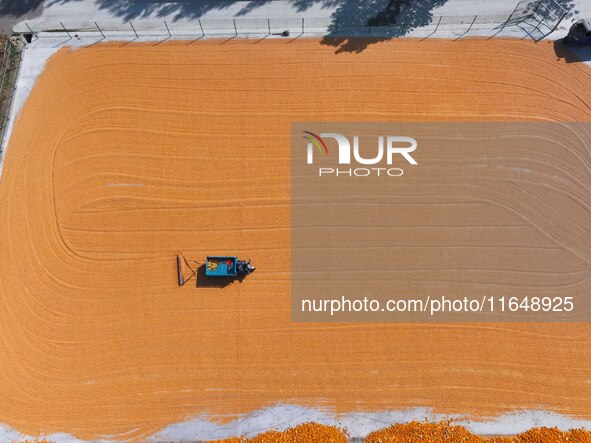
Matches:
[[206, 256, 237, 277], [177, 254, 255, 285]]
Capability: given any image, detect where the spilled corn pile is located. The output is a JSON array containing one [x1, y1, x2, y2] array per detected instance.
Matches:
[[365, 421, 591, 443], [502, 427, 591, 442], [215, 421, 591, 443], [8, 423, 591, 442], [212, 422, 348, 442], [365, 421, 481, 442]]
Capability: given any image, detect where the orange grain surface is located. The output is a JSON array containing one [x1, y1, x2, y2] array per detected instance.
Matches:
[[11, 422, 591, 443], [364, 422, 591, 443], [213, 421, 591, 443], [0, 38, 591, 441], [212, 422, 348, 443]]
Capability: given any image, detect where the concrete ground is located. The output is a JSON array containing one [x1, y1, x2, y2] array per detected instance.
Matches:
[[12, 0, 590, 34], [8, 0, 591, 58]]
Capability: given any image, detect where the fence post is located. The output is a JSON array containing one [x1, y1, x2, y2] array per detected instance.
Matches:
[[454, 15, 477, 40], [95, 22, 105, 39], [421, 15, 442, 40], [498, 1, 522, 32], [164, 20, 171, 37], [25, 22, 38, 40], [129, 21, 138, 38], [199, 19, 205, 37], [302, 17, 305, 35], [233, 19, 238, 36], [434, 16, 442, 33], [268, 18, 271, 35], [549, 11, 567, 33], [60, 22, 72, 39], [400, 16, 408, 35]]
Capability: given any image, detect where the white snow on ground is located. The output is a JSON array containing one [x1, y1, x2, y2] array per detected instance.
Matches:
[[3, 405, 591, 442]]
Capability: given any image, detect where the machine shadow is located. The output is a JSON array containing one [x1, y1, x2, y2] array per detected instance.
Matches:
[[195, 264, 245, 288]]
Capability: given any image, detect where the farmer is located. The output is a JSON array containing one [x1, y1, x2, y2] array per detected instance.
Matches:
[[237, 260, 255, 276]]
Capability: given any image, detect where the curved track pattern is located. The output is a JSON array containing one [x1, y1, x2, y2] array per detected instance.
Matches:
[[0, 39, 591, 441]]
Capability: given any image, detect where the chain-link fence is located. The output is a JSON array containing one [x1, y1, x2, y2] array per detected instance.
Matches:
[[17, 18, 332, 41], [9, 16, 538, 41], [0, 37, 22, 154], [12, 0, 569, 43], [501, 0, 569, 41]]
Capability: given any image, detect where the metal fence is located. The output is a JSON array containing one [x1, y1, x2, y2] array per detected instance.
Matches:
[[502, 0, 569, 41], [0, 37, 22, 154], [12, 0, 570, 43]]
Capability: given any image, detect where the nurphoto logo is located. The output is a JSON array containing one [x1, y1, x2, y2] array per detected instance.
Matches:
[[303, 131, 418, 177]]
